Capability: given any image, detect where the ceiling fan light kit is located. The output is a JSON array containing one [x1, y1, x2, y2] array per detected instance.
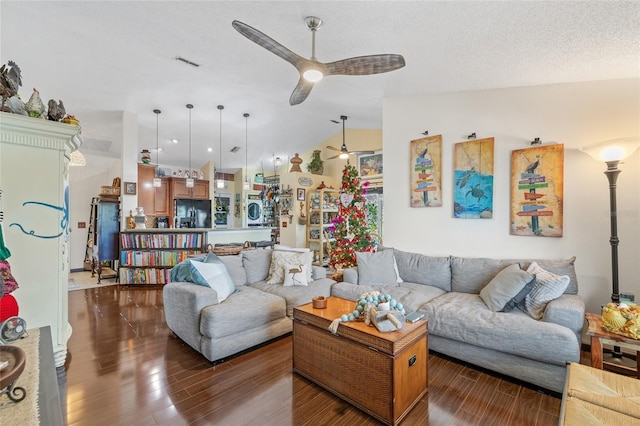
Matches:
[[232, 16, 405, 105]]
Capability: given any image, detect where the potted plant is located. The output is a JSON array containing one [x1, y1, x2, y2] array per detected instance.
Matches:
[[307, 150, 324, 175]]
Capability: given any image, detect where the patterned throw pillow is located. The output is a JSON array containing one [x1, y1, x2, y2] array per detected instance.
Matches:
[[267, 250, 313, 284], [282, 263, 309, 286], [520, 261, 570, 320]]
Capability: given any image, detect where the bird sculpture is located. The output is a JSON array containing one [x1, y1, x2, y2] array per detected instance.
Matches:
[[0, 60, 22, 111], [525, 155, 540, 174], [47, 99, 66, 121], [24, 88, 45, 118]]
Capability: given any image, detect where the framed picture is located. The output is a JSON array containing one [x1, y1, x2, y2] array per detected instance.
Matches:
[[297, 188, 306, 201], [124, 182, 137, 195], [358, 151, 383, 179]]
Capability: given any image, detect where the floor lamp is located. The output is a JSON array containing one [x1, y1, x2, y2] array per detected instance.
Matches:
[[581, 137, 640, 366]]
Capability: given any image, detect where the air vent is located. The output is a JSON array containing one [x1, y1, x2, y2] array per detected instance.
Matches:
[[175, 56, 200, 67], [230, 146, 241, 153]]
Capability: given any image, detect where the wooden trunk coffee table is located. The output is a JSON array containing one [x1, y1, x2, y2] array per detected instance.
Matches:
[[293, 296, 428, 425]]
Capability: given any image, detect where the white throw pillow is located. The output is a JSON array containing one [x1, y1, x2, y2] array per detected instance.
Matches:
[[267, 250, 313, 284], [282, 263, 309, 286], [521, 261, 570, 320], [189, 259, 236, 303]]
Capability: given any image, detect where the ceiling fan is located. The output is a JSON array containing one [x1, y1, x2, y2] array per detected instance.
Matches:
[[232, 17, 406, 106], [327, 115, 374, 160]]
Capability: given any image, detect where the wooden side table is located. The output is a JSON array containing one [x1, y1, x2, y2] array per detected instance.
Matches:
[[585, 312, 640, 379]]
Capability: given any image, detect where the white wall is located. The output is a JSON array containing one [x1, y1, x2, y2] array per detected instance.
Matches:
[[383, 79, 640, 316]]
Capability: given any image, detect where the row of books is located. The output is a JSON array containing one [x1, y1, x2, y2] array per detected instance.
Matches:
[[120, 250, 201, 267], [118, 268, 172, 285], [120, 233, 204, 249]]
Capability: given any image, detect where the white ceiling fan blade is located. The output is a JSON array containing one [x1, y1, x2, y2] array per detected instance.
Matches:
[[325, 54, 406, 76]]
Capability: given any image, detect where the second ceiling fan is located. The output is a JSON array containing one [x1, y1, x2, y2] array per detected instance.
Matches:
[[327, 115, 374, 160], [232, 17, 406, 105]]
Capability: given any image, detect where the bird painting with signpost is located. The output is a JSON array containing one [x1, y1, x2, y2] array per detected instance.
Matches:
[[510, 144, 564, 237]]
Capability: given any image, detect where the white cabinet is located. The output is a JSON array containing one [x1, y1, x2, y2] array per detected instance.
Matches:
[[306, 188, 339, 266], [0, 113, 80, 367]]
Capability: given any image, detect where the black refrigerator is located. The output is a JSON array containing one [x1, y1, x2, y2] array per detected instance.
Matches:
[[174, 199, 212, 228]]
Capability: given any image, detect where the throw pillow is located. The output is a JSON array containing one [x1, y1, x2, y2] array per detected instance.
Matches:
[[356, 250, 399, 287], [520, 261, 570, 320], [502, 277, 536, 312], [267, 250, 313, 284], [170, 254, 235, 303], [479, 263, 536, 312], [282, 263, 309, 286], [377, 246, 404, 283]]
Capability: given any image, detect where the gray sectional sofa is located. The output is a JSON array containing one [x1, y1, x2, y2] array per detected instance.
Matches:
[[163, 249, 335, 362], [163, 246, 584, 393], [332, 248, 585, 393]]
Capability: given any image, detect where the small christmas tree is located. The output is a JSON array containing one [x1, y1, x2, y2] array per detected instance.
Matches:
[[328, 161, 374, 269]]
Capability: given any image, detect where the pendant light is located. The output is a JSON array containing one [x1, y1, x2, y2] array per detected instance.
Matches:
[[186, 104, 194, 188], [243, 112, 251, 190], [152, 109, 162, 187], [216, 105, 225, 189]]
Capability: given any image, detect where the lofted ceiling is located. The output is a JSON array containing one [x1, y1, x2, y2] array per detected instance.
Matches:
[[1, 1, 638, 173]]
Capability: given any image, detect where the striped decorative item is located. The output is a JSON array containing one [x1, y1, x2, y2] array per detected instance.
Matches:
[[521, 261, 570, 320]]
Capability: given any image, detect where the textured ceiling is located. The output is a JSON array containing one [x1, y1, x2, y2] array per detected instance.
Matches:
[[1, 1, 638, 172]]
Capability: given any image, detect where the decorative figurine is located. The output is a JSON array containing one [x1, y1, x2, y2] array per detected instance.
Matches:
[[0, 60, 22, 112], [290, 153, 303, 173], [24, 88, 45, 118], [140, 149, 151, 164], [47, 99, 66, 121]]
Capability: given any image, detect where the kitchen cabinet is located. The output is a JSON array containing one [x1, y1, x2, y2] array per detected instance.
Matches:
[[171, 178, 209, 200], [137, 163, 170, 216]]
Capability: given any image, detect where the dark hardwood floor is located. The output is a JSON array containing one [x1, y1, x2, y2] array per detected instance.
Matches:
[[60, 286, 591, 425]]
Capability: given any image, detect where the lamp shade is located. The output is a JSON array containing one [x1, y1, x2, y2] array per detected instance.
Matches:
[[581, 137, 640, 162], [69, 150, 86, 167]]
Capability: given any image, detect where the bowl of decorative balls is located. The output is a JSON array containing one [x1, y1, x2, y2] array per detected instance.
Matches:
[[329, 291, 406, 333]]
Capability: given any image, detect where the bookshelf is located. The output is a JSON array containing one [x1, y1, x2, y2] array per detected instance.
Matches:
[[119, 229, 207, 285], [306, 188, 339, 266]]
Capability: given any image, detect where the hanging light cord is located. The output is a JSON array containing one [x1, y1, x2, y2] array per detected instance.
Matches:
[[244, 113, 249, 181], [187, 104, 193, 175], [218, 105, 224, 181], [154, 109, 161, 176]]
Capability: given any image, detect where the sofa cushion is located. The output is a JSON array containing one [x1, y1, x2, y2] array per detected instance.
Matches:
[[451, 256, 515, 294], [356, 249, 399, 287], [267, 250, 313, 284], [219, 253, 247, 286], [330, 281, 446, 314], [393, 250, 451, 292], [199, 286, 287, 339], [517, 257, 578, 295], [479, 263, 536, 312], [521, 262, 570, 320], [250, 278, 334, 316], [422, 292, 580, 365], [242, 249, 273, 284], [283, 263, 309, 286]]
